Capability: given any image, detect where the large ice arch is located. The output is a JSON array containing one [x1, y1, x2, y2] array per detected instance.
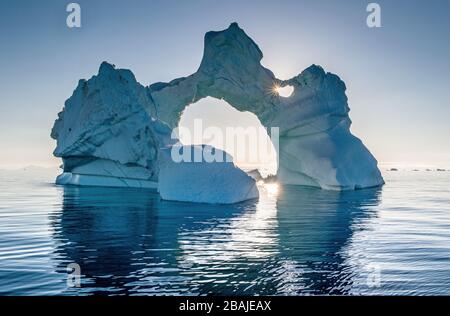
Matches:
[[52, 22, 384, 192], [147, 22, 384, 190]]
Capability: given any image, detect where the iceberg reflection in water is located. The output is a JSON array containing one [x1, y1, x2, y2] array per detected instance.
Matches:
[[51, 182, 380, 295], [1, 169, 450, 295]]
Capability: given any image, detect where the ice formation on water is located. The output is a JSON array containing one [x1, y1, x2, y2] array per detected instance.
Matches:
[[158, 145, 259, 204], [52, 22, 383, 202], [147, 23, 384, 190], [51, 62, 174, 189]]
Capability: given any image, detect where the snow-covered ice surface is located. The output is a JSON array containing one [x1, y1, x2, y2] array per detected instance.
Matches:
[[52, 22, 384, 201], [158, 146, 259, 204]]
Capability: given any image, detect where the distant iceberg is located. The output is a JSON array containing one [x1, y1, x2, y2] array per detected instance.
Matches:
[[51, 23, 384, 204]]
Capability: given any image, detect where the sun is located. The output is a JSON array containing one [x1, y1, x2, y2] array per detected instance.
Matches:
[[273, 84, 294, 98]]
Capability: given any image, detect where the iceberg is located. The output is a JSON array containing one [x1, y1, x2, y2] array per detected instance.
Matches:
[[148, 23, 384, 190], [51, 22, 383, 201], [51, 62, 174, 189], [158, 145, 259, 204]]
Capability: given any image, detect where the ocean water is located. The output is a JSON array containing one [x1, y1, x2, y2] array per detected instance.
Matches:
[[0, 168, 449, 295]]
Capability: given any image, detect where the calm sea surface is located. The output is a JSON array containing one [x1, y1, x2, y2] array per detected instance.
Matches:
[[0, 168, 449, 295]]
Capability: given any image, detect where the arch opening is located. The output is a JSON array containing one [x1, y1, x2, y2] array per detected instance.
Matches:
[[178, 97, 278, 177]]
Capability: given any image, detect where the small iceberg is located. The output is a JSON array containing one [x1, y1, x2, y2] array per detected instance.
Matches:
[[158, 145, 259, 204]]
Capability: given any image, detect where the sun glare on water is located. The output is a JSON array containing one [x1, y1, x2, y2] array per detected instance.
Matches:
[[263, 182, 280, 196]]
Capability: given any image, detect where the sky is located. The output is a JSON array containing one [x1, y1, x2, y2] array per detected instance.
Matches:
[[0, 0, 449, 169]]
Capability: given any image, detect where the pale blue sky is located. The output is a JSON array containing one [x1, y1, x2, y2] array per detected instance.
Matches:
[[0, 0, 449, 168]]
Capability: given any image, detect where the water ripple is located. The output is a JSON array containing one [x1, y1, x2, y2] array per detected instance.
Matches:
[[0, 169, 450, 295]]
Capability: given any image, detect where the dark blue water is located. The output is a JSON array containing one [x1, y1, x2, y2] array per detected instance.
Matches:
[[1, 168, 450, 295]]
